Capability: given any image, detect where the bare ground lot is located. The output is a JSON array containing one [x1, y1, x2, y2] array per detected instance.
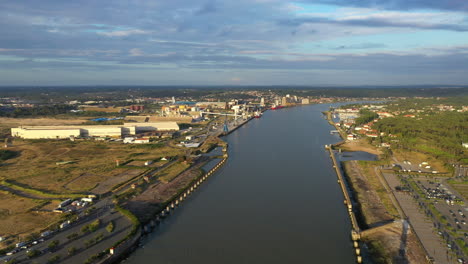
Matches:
[[339, 138, 383, 156], [343, 160, 428, 263], [343, 160, 395, 227], [125, 158, 207, 223], [362, 221, 427, 264], [0, 117, 89, 128]]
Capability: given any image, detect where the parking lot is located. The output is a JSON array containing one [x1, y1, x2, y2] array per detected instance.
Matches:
[[393, 174, 468, 262]]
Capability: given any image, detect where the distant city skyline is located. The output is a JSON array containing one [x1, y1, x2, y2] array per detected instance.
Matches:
[[1, 0, 468, 86]]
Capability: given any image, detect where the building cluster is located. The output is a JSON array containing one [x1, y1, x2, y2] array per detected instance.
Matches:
[[11, 122, 179, 139]]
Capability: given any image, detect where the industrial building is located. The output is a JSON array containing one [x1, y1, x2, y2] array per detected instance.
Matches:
[[195, 102, 227, 109], [11, 122, 179, 139]]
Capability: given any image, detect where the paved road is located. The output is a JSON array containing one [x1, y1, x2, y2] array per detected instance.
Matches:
[[383, 172, 457, 264], [6, 198, 133, 264]]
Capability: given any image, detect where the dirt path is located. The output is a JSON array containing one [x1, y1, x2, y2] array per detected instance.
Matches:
[[0, 184, 55, 200]]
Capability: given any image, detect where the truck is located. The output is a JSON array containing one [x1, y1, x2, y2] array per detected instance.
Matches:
[[58, 199, 72, 208]]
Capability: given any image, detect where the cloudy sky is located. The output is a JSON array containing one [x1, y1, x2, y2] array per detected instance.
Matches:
[[1, 0, 468, 86]]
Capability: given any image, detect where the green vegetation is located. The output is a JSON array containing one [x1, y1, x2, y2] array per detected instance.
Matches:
[[5, 258, 18, 264], [1, 180, 84, 199], [66, 233, 79, 240], [129, 143, 166, 149], [0, 105, 75, 118], [67, 246, 77, 256], [27, 249, 41, 258], [110, 204, 140, 249], [81, 120, 125, 125], [81, 219, 101, 233], [366, 239, 392, 264], [84, 233, 104, 248], [157, 161, 191, 183], [355, 109, 379, 126], [47, 240, 59, 251], [106, 221, 115, 233], [83, 251, 108, 264], [384, 97, 468, 112], [47, 255, 61, 264], [373, 111, 467, 164], [0, 150, 18, 162]]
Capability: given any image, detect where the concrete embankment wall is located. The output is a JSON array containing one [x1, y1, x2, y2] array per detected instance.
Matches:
[[224, 117, 253, 135], [327, 146, 361, 232], [326, 147, 363, 263], [324, 110, 362, 262], [145, 155, 228, 229], [103, 155, 229, 264]]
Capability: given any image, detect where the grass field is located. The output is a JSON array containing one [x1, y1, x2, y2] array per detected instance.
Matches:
[[392, 149, 447, 173], [0, 139, 184, 194], [157, 161, 191, 183], [357, 160, 400, 218], [0, 191, 61, 242]]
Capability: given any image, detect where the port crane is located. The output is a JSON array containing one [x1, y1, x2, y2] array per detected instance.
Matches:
[[200, 111, 245, 133]]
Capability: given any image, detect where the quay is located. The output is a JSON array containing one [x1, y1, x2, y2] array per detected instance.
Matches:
[[325, 144, 362, 263], [102, 111, 263, 263]]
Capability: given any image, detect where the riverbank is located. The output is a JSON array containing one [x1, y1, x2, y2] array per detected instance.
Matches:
[[104, 114, 263, 264], [324, 109, 428, 263], [124, 103, 357, 264]]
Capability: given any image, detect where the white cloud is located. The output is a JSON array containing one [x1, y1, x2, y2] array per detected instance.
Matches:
[[98, 29, 150, 37], [129, 48, 144, 56]]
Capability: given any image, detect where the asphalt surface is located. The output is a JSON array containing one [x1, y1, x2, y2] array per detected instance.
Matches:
[[5, 198, 133, 264], [383, 172, 462, 263]]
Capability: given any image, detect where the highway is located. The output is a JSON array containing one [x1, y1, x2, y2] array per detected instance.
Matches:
[[6, 197, 132, 264]]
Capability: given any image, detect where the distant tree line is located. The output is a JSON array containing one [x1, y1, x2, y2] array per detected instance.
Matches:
[[373, 111, 468, 164], [1, 86, 467, 103], [0, 105, 75, 117]]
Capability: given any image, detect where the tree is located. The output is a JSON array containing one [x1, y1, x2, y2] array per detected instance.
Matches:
[[47, 240, 59, 252], [47, 255, 60, 264], [27, 249, 41, 258], [67, 247, 77, 256], [106, 221, 115, 233]]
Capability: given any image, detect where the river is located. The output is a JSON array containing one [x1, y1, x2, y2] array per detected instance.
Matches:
[[126, 103, 356, 263]]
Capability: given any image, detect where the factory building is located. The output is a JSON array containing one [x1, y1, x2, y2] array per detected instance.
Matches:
[[123, 122, 180, 133], [195, 102, 227, 109], [11, 122, 179, 139], [80, 126, 122, 137], [11, 127, 81, 139]]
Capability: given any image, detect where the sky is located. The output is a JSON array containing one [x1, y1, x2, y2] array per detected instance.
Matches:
[[1, 0, 468, 86]]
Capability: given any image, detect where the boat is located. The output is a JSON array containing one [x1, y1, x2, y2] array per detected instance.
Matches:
[[254, 111, 262, 118], [270, 105, 284, 110]]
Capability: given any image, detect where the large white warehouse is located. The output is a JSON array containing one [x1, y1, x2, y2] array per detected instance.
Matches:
[[11, 122, 179, 139]]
